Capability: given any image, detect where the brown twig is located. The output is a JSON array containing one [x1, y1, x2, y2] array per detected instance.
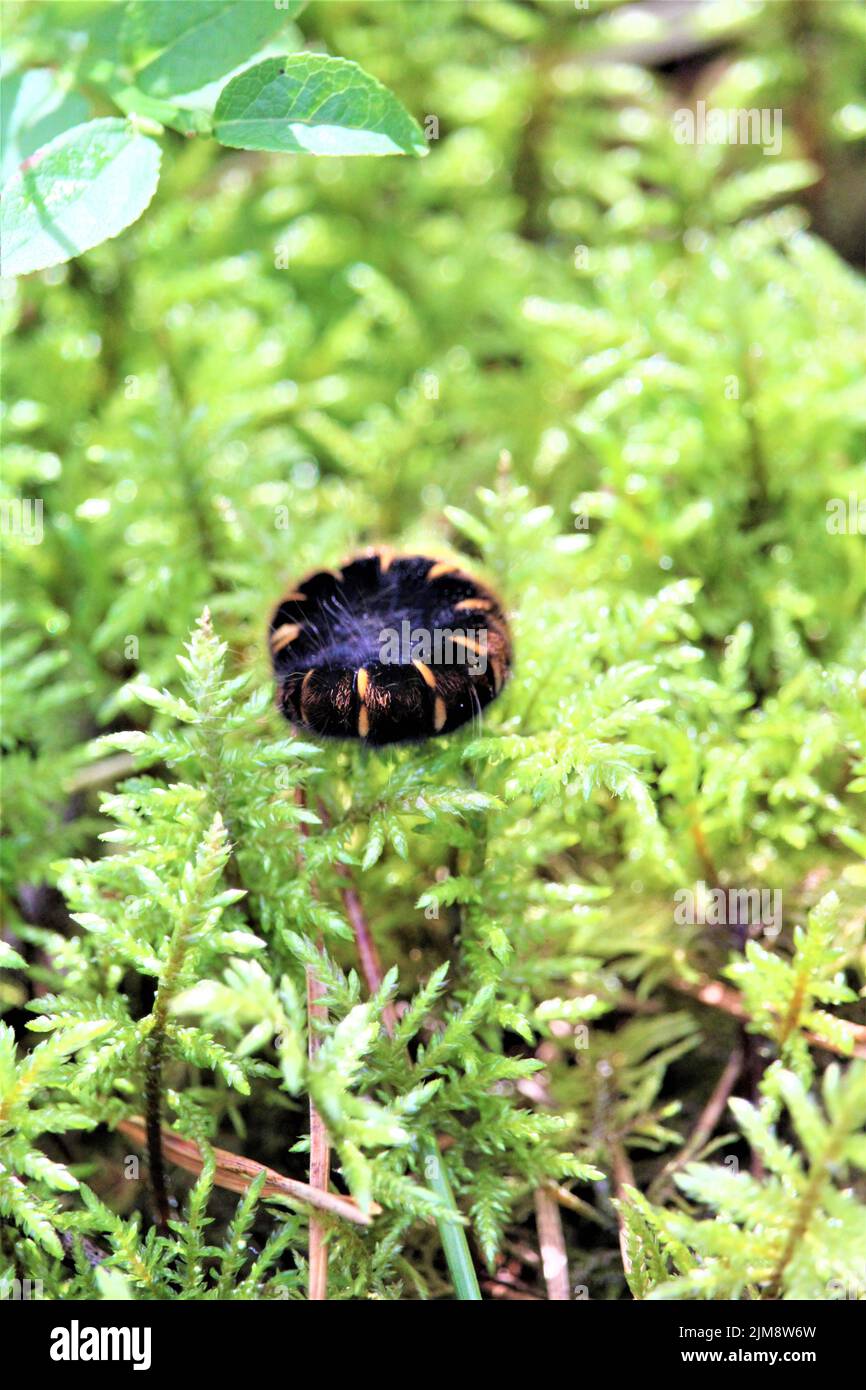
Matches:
[[316, 796, 397, 1037], [672, 976, 866, 1059], [306, 960, 331, 1300], [117, 1118, 374, 1225], [296, 785, 332, 1299], [335, 869, 398, 1037], [313, 802, 481, 1298], [144, 1025, 171, 1234], [648, 1045, 744, 1203], [610, 1141, 635, 1279], [689, 818, 719, 884], [66, 752, 139, 794], [534, 1187, 570, 1300], [547, 1183, 611, 1229], [482, 1280, 543, 1301]]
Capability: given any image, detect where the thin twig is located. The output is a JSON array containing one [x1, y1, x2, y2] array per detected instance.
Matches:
[[672, 976, 866, 1059], [482, 1280, 543, 1301], [336, 869, 398, 1037], [321, 826, 481, 1298], [143, 815, 228, 1235], [689, 818, 719, 884], [534, 1187, 570, 1300], [118, 1118, 374, 1225], [306, 960, 330, 1300], [316, 796, 398, 1036], [610, 1141, 635, 1279], [297, 785, 332, 1300], [144, 1025, 171, 1233], [648, 1045, 744, 1203], [66, 753, 138, 794], [547, 1182, 612, 1229]]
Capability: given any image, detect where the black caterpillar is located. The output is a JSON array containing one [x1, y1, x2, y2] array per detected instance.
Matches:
[[269, 550, 512, 745]]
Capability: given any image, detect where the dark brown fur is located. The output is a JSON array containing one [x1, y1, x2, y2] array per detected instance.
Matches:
[[269, 550, 512, 745]]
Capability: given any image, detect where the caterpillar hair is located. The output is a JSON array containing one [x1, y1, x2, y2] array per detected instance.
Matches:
[[269, 549, 512, 746]]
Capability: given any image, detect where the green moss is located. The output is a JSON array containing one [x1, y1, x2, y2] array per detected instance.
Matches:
[[1, 0, 864, 1301]]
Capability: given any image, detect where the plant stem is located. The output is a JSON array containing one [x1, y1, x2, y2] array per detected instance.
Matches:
[[144, 1026, 170, 1234], [119, 1117, 375, 1224], [325, 833, 482, 1301], [610, 1140, 635, 1279], [336, 870, 399, 1037], [306, 958, 330, 1300], [547, 1183, 612, 1229], [295, 787, 332, 1299], [765, 1124, 846, 1300], [672, 976, 866, 1059], [534, 1186, 570, 1300], [421, 1136, 482, 1301], [142, 813, 226, 1234], [144, 923, 180, 1234], [648, 1044, 744, 1203]]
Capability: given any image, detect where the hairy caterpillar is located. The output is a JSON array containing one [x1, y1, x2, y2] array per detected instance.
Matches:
[[269, 549, 512, 745]]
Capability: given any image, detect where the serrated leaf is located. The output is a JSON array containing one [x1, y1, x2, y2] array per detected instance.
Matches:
[[0, 119, 161, 278], [1, 68, 90, 188], [120, 0, 302, 101], [362, 823, 385, 870], [0, 1171, 63, 1258], [129, 683, 199, 721], [95, 1267, 135, 1299], [0, 940, 26, 971], [214, 55, 428, 157]]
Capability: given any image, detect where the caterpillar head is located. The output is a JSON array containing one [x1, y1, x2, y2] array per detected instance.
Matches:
[[269, 550, 512, 746]]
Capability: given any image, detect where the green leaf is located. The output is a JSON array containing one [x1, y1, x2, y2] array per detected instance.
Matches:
[[0, 1170, 64, 1258], [47, 1020, 116, 1058], [120, 0, 304, 101], [214, 55, 428, 157], [421, 1139, 481, 1301], [361, 822, 385, 870], [712, 160, 821, 222], [95, 1268, 135, 1300], [18, 1147, 79, 1192], [0, 118, 161, 279], [1, 68, 90, 189], [0, 939, 26, 971], [109, 84, 215, 137]]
